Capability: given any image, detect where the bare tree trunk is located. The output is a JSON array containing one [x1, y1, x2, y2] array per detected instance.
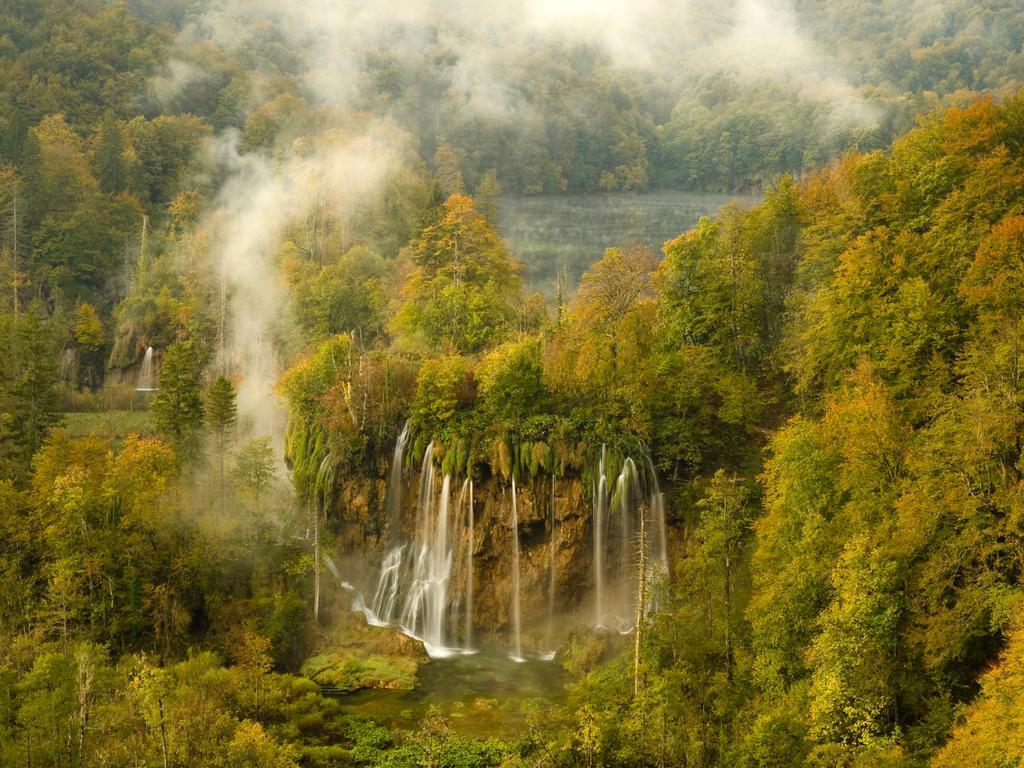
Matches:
[[634, 505, 647, 698], [12, 182, 19, 317], [157, 697, 169, 768], [77, 650, 93, 768], [724, 548, 733, 681], [313, 501, 321, 623], [218, 430, 225, 517]]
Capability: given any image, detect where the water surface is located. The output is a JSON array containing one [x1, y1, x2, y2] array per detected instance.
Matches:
[[335, 648, 568, 737], [497, 191, 761, 298]]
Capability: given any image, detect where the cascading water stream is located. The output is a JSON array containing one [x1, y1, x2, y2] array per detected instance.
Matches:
[[386, 421, 411, 544], [136, 346, 156, 391], [590, 450, 670, 632], [399, 445, 455, 655], [360, 427, 670, 658], [647, 464, 669, 579], [369, 547, 403, 625], [510, 477, 523, 661], [546, 475, 557, 652], [465, 479, 474, 652], [593, 446, 608, 627]]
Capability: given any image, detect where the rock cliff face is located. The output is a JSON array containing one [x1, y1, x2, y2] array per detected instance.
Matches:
[[329, 465, 595, 645]]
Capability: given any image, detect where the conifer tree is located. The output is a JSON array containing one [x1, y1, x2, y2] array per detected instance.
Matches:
[[206, 374, 237, 509], [152, 342, 204, 461]]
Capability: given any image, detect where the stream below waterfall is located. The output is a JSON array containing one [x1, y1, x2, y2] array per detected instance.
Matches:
[[333, 649, 569, 736]]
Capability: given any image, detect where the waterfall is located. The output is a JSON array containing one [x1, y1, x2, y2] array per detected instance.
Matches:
[[360, 427, 671, 657], [510, 477, 523, 661], [546, 475, 557, 652], [465, 478, 474, 651], [386, 421, 411, 543], [593, 446, 608, 626], [398, 446, 456, 656], [368, 546, 404, 625], [362, 434, 471, 658], [648, 463, 669, 574], [590, 450, 670, 632], [136, 346, 156, 391], [609, 457, 641, 630]]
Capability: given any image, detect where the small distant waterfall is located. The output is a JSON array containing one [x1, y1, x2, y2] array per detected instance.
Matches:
[[510, 477, 523, 661], [136, 346, 156, 391], [650, 473, 669, 573]]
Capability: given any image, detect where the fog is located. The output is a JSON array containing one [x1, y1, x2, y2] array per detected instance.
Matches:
[[199, 129, 401, 445], [163, 0, 886, 441]]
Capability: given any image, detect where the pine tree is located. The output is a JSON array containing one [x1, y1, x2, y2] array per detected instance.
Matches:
[[152, 343, 204, 460], [0, 103, 27, 165], [206, 374, 237, 510], [18, 131, 43, 233]]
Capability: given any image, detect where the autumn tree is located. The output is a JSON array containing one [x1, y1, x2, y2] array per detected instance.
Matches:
[[545, 245, 656, 397], [394, 194, 522, 353], [696, 470, 752, 680], [434, 141, 464, 198], [474, 168, 501, 226]]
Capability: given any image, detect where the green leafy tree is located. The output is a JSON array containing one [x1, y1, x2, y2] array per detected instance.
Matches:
[[72, 302, 105, 390], [0, 302, 63, 477], [696, 469, 753, 680], [807, 536, 901, 746], [94, 112, 126, 194], [233, 437, 277, 503]]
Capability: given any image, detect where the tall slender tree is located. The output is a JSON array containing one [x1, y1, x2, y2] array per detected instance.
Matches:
[[206, 374, 237, 511]]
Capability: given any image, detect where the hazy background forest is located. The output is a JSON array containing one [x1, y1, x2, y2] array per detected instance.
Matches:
[[1, 0, 1024, 766]]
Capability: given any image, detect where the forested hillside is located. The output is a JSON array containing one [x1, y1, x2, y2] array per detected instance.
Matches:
[[1, 1, 1024, 766]]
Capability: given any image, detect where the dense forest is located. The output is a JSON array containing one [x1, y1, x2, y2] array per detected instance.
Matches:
[[1, 0, 1024, 766]]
